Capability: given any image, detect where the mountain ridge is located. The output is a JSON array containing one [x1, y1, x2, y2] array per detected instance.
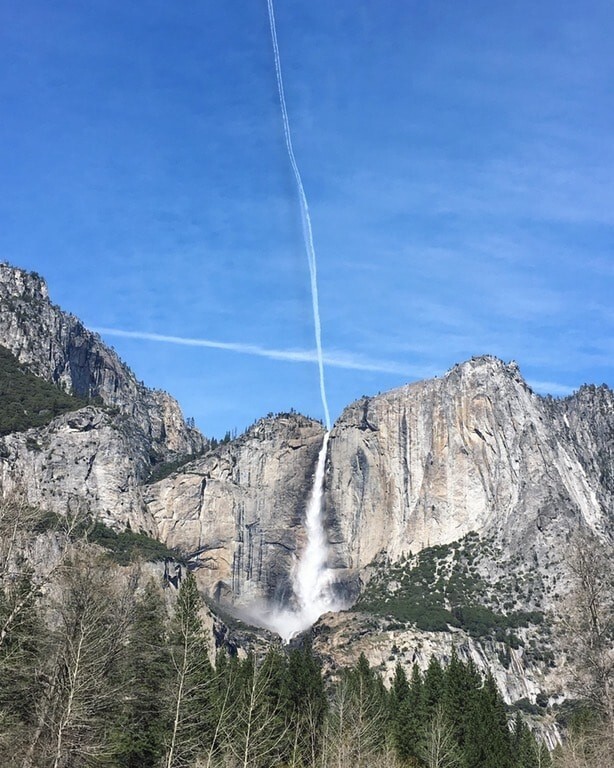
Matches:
[[0, 262, 612, 726]]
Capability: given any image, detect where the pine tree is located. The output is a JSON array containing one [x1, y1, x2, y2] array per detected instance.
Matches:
[[112, 578, 171, 768], [464, 672, 514, 768], [164, 572, 217, 768], [442, 648, 480, 752], [286, 641, 327, 766], [512, 712, 552, 768], [424, 656, 446, 718], [389, 663, 411, 758]]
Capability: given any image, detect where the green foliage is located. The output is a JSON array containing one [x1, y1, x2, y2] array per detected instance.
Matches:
[[285, 641, 327, 764], [0, 344, 95, 435], [165, 572, 217, 767], [451, 605, 543, 638], [35, 511, 183, 564], [84, 520, 182, 564], [0, 561, 555, 768], [356, 533, 544, 638], [0, 566, 44, 726], [111, 580, 171, 767], [0, 498, 553, 768], [391, 663, 425, 760], [145, 450, 205, 484]]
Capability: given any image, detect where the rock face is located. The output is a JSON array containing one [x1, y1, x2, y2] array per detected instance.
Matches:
[[146, 414, 325, 606], [143, 354, 612, 621], [2, 262, 613, 718], [0, 407, 155, 532], [325, 357, 612, 583], [0, 263, 203, 459], [0, 264, 204, 529]]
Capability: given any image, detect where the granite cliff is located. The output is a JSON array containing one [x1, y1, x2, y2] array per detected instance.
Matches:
[[1, 263, 612, 719], [0, 264, 203, 530], [324, 357, 612, 591], [146, 413, 325, 607]]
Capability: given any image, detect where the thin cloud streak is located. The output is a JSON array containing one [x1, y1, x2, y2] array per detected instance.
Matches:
[[94, 327, 421, 377]]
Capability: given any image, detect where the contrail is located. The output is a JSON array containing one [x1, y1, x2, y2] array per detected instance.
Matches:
[[266, 0, 331, 429], [93, 327, 424, 377]]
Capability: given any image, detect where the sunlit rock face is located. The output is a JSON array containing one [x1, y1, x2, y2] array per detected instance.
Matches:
[[146, 356, 612, 619], [0, 264, 203, 459], [0, 407, 156, 532], [0, 264, 203, 529], [325, 356, 612, 583], [1, 263, 612, 630], [146, 414, 326, 608]]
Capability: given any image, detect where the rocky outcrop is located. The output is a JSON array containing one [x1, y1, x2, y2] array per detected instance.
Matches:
[[0, 407, 156, 532], [312, 610, 564, 747], [0, 263, 204, 529], [142, 355, 612, 618], [325, 357, 612, 582], [146, 414, 326, 607], [0, 263, 203, 460], [4, 262, 612, 726]]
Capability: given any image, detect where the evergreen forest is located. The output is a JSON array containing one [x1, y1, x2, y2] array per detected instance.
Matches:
[[0, 345, 95, 436], [0, 499, 610, 768]]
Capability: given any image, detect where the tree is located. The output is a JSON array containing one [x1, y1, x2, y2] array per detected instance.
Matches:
[[0, 562, 45, 767], [23, 553, 131, 768], [164, 572, 217, 768], [442, 649, 481, 752], [285, 641, 327, 766], [423, 657, 446, 719], [464, 672, 514, 768], [225, 652, 290, 768], [417, 704, 462, 768], [512, 711, 552, 768], [551, 722, 612, 768], [112, 577, 171, 768], [389, 663, 410, 757], [323, 654, 389, 768], [563, 532, 614, 738]]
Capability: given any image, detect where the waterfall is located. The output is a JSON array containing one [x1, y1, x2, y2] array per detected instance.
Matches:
[[254, 432, 337, 641], [293, 431, 334, 625]]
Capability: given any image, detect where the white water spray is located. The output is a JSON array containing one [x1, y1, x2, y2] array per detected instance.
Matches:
[[293, 432, 335, 623], [267, 0, 330, 429], [255, 432, 338, 642]]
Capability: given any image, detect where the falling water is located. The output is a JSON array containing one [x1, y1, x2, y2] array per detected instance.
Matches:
[[251, 432, 337, 642], [292, 432, 334, 625]]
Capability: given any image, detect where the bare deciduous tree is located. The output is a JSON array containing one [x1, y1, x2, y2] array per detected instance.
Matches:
[[321, 673, 389, 768], [23, 552, 132, 768], [417, 704, 461, 768], [224, 654, 289, 768], [563, 532, 614, 735]]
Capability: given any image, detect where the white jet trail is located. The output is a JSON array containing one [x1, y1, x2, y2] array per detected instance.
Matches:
[[266, 0, 331, 430], [94, 326, 429, 376]]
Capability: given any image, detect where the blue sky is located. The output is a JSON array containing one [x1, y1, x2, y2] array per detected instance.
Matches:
[[1, 1, 613, 437]]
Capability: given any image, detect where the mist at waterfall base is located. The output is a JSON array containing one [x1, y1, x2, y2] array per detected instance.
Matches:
[[238, 433, 345, 642]]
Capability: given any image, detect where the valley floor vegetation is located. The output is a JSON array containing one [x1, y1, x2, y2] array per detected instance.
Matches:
[[0, 499, 612, 768]]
